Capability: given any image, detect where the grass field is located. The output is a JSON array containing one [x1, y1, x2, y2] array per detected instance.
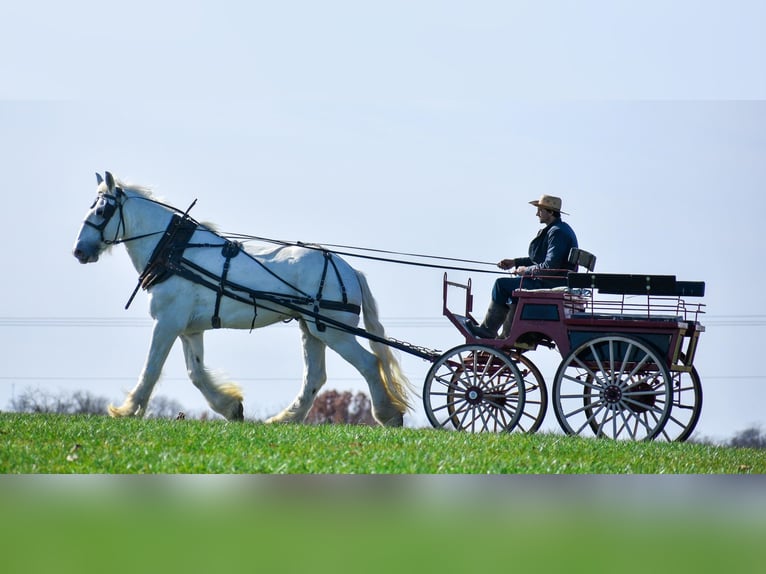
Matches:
[[1, 412, 764, 474], [2, 413, 765, 573]]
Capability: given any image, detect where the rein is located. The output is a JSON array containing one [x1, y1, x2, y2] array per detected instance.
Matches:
[[222, 233, 507, 275]]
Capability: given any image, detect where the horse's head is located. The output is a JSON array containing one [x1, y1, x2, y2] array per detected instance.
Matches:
[[73, 171, 125, 264]]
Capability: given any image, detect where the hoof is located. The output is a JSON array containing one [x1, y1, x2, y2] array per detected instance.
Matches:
[[265, 411, 300, 424], [379, 413, 404, 427], [107, 404, 131, 418], [229, 402, 244, 421]]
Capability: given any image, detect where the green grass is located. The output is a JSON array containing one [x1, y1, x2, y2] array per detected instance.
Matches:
[[1, 412, 764, 474], [2, 414, 766, 573]]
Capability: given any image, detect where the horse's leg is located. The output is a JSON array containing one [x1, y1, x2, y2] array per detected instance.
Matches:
[[108, 320, 179, 418], [321, 331, 404, 427], [267, 319, 328, 424], [180, 332, 244, 421]]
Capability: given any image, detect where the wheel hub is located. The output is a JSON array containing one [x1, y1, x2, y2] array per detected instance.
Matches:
[[602, 384, 623, 404], [464, 386, 483, 405]]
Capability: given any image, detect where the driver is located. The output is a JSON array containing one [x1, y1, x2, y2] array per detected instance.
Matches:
[[466, 194, 578, 339]]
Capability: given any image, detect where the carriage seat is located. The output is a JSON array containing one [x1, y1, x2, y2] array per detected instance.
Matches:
[[510, 249, 597, 313], [511, 249, 596, 295]]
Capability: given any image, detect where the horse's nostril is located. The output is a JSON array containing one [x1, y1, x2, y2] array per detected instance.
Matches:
[[73, 247, 91, 263]]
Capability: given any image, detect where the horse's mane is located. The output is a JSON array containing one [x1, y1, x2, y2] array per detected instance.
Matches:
[[114, 178, 223, 232], [115, 179, 156, 199]]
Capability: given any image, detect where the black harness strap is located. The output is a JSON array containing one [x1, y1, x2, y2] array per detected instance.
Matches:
[[317, 252, 360, 313], [311, 251, 360, 331], [326, 250, 349, 305], [313, 252, 332, 331], [249, 294, 258, 332], [212, 240, 242, 328], [125, 214, 198, 309]]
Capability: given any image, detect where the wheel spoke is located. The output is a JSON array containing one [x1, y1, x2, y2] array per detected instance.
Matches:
[[616, 408, 635, 440], [574, 402, 607, 435], [433, 372, 462, 390], [591, 405, 617, 437], [566, 398, 606, 419], [572, 355, 606, 385], [561, 374, 603, 392]]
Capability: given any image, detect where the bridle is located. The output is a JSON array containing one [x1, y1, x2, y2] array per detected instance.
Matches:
[[82, 189, 125, 245], [82, 188, 166, 246]]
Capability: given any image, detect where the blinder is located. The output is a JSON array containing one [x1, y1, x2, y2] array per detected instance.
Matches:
[[83, 189, 123, 242]]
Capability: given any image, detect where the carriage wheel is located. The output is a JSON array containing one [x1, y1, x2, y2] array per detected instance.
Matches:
[[552, 335, 672, 441], [511, 352, 548, 433], [653, 364, 702, 442], [423, 344, 526, 432]]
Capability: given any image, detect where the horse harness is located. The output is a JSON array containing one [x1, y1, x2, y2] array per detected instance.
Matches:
[[116, 207, 361, 331]]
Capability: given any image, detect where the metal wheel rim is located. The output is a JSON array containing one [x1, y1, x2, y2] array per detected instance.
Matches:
[[653, 365, 702, 442], [511, 352, 548, 433], [423, 344, 526, 432], [552, 334, 673, 441]]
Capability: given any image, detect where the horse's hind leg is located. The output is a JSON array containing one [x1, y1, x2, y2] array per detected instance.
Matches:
[[322, 331, 403, 427], [180, 332, 244, 421], [267, 320, 327, 424]]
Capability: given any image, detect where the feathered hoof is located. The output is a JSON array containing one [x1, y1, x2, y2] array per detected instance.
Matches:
[[107, 403, 137, 418], [378, 412, 404, 427], [227, 402, 244, 422], [265, 411, 300, 424]]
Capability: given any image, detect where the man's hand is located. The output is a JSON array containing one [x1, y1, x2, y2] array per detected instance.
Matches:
[[497, 258, 515, 270]]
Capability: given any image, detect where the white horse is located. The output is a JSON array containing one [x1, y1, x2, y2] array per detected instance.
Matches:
[[72, 171, 412, 425]]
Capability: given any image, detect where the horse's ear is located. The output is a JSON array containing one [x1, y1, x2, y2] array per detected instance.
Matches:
[[105, 171, 115, 192], [96, 172, 104, 185]]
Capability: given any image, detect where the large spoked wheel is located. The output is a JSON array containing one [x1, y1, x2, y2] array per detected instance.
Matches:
[[423, 344, 526, 432], [653, 364, 702, 442], [552, 334, 672, 441], [511, 352, 548, 433]]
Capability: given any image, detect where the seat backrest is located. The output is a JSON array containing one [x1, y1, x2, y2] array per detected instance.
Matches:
[[675, 281, 706, 297], [568, 248, 597, 272], [568, 273, 677, 295]]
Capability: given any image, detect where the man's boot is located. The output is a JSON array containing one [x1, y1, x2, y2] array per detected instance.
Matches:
[[499, 303, 517, 339], [466, 301, 508, 339]]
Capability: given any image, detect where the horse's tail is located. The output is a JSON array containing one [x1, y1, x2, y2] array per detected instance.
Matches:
[[355, 270, 415, 413]]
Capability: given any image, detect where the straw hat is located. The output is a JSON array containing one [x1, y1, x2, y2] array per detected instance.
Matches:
[[529, 194, 568, 215]]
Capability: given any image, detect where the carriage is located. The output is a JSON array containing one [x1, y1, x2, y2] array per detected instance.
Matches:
[[74, 173, 705, 441], [423, 248, 706, 442]]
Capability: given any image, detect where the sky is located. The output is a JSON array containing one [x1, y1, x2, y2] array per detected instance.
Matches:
[[1, 0, 765, 441]]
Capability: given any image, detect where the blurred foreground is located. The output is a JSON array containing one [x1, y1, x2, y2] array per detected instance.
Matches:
[[2, 475, 765, 573]]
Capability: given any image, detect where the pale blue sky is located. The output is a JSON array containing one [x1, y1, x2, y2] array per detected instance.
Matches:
[[1, 1, 765, 440]]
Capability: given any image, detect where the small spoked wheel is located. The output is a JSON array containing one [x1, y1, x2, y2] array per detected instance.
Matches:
[[552, 334, 672, 441], [423, 344, 526, 432], [653, 363, 702, 442]]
